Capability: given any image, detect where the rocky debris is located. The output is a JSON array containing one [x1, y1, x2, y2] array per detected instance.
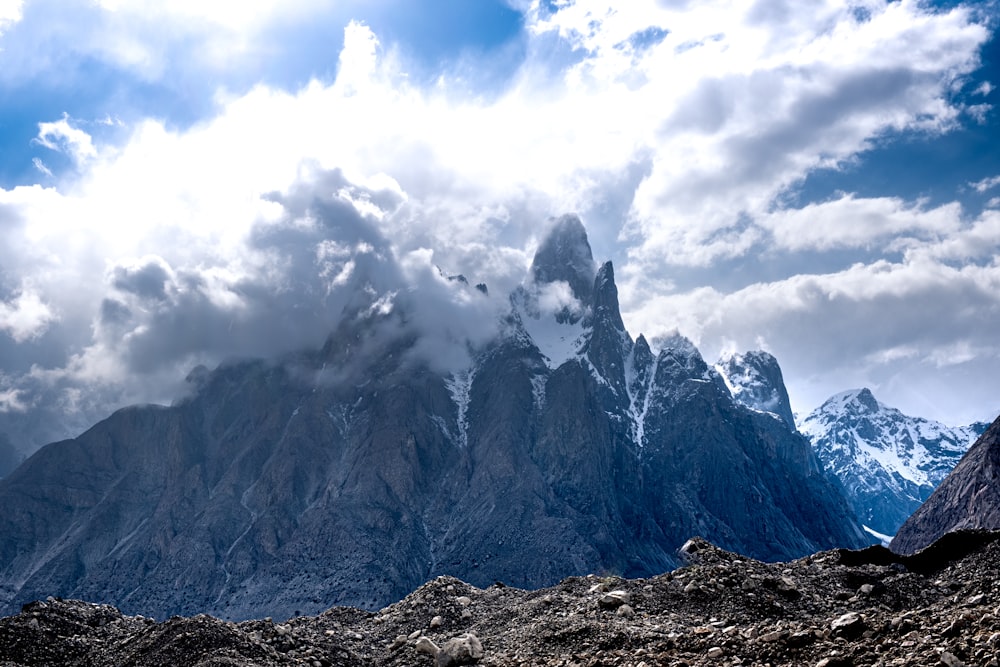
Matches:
[[3, 532, 1000, 666]]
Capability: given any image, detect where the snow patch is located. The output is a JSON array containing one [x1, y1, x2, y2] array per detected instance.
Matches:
[[626, 352, 659, 449], [519, 307, 588, 369], [530, 374, 547, 411], [862, 525, 893, 546], [445, 368, 474, 448]]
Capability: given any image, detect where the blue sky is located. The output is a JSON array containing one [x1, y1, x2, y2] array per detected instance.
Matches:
[[1, 0, 1000, 451]]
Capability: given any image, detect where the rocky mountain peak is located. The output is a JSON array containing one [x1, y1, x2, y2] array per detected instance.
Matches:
[[583, 260, 631, 396], [530, 214, 596, 305], [0, 214, 870, 623], [591, 261, 625, 332], [852, 388, 880, 413], [821, 388, 881, 416], [715, 350, 796, 430]]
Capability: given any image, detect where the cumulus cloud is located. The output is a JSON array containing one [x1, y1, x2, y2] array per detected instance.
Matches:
[[0, 0, 997, 450], [623, 225, 1000, 423], [759, 196, 962, 253], [0, 0, 20, 34]]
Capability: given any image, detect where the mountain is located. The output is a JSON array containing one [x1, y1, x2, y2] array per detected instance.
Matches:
[[715, 350, 796, 430], [0, 216, 868, 621], [798, 389, 988, 539], [891, 415, 1000, 554]]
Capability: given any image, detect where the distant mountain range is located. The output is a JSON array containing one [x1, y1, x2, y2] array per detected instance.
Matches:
[[798, 389, 987, 539], [0, 215, 867, 620], [892, 414, 1000, 554], [715, 354, 988, 541]]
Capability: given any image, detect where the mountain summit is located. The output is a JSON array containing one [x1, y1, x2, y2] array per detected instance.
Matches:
[[715, 350, 796, 430], [0, 218, 867, 620], [530, 214, 596, 305], [799, 388, 986, 539]]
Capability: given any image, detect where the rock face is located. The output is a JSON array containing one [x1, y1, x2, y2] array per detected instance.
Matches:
[[2, 532, 999, 667], [891, 416, 1000, 554], [799, 389, 988, 539], [0, 218, 867, 621], [715, 350, 796, 430]]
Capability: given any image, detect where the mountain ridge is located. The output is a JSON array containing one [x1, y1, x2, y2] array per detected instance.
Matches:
[[0, 216, 868, 621], [799, 387, 987, 538]]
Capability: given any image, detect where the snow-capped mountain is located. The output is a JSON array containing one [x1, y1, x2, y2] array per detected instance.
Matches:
[[891, 414, 1000, 554], [0, 215, 867, 621], [715, 350, 796, 430], [799, 388, 988, 539]]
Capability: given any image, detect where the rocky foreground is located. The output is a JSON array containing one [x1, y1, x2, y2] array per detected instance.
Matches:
[[2, 532, 1000, 667]]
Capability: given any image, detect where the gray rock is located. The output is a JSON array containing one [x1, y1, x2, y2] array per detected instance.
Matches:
[[436, 632, 483, 667], [415, 636, 439, 656], [830, 612, 866, 639]]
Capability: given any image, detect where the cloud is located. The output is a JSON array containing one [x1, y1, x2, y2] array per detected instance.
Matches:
[[0, 288, 54, 343], [759, 196, 962, 253], [0, 0, 996, 448], [0, 0, 21, 34], [31, 158, 53, 178], [34, 115, 97, 165], [971, 174, 1000, 193], [621, 215, 1000, 423]]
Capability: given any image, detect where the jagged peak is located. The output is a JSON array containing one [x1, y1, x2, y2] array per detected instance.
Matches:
[[633, 334, 652, 359], [654, 331, 702, 361], [719, 349, 779, 367], [591, 261, 625, 332], [819, 388, 882, 416], [715, 349, 796, 430], [530, 214, 596, 305]]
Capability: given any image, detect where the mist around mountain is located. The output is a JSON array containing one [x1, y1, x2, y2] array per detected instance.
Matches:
[[0, 214, 867, 621]]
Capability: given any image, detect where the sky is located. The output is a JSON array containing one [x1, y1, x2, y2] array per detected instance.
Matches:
[[1, 0, 999, 452]]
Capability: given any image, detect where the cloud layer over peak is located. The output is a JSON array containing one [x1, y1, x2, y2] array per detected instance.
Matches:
[[0, 0, 998, 451]]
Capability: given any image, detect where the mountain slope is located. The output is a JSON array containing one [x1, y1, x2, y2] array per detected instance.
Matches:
[[0, 216, 868, 620], [0, 433, 18, 479], [891, 415, 1000, 554], [799, 389, 987, 538]]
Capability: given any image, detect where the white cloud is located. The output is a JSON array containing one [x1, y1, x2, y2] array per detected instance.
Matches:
[[759, 196, 961, 252], [0, 288, 54, 342], [0, 0, 21, 33], [620, 227, 1000, 422], [31, 158, 53, 177], [35, 115, 98, 165], [0, 0, 996, 443], [971, 174, 1000, 193]]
